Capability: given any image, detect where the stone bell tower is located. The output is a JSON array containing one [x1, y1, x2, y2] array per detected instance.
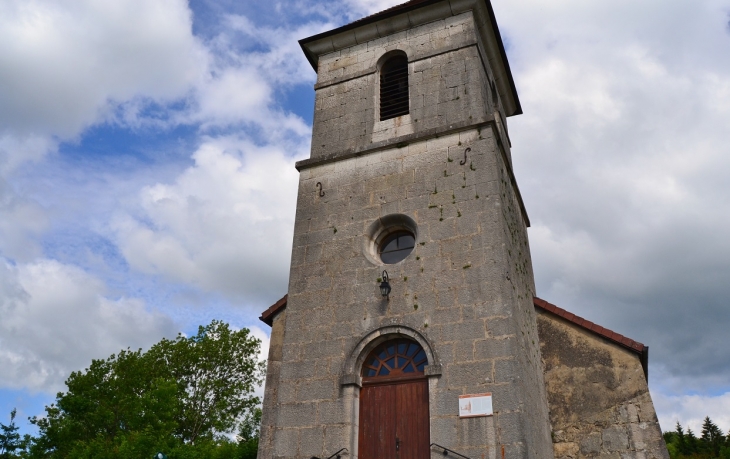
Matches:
[[257, 1, 555, 458]]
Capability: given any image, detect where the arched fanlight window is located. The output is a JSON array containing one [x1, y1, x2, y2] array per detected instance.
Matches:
[[380, 54, 409, 121], [362, 339, 427, 378]]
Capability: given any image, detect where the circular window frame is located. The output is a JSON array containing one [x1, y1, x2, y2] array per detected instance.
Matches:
[[363, 214, 418, 266]]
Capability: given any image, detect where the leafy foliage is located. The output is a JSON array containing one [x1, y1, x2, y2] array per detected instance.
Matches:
[[664, 418, 730, 459], [5, 320, 264, 459], [1, 409, 27, 458]]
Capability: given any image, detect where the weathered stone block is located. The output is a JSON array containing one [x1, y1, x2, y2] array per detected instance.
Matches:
[[429, 388, 460, 416], [318, 399, 348, 425], [302, 339, 344, 360], [299, 426, 325, 457], [274, 428, 299, 457], [553, 441, 579, 458], [323, 425, 350, 455], [447, 360, 493, 388], [475, 337, 514, 359], [580, 432, 602, 455], [281, 360, 316, 381], [299, 378, 337, 401], [603, 426, 629, 452], [279, 403, 318, 428], [492, 355, 523, 385], [441, 321, 486, 341]]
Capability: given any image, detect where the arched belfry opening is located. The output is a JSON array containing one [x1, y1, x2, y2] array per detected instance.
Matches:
[[379, 52, 409, 121], [358, 339, 430, 459]]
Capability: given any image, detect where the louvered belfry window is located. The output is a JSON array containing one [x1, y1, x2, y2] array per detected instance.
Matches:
[[379, 55, 409, 121]]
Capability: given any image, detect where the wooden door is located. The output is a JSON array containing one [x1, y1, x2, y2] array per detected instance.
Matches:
[[395, 379, 430, 459], [359, 379, 429, 459]]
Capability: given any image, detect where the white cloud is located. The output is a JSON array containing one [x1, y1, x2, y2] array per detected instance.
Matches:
[[0, 0, 206, 138], [196, 68, 272, 125], [0, 135, 58, 261], [114, 136, 304, 304], [179, 16, 321, 134], [0, 258, 177, 392], [221, 15, 320, 85], [344, 0, 404, 16], [0, 188, 46, 264], [247, 324, 271, 399], [653, 390, 730, 434], [493, 0, 730, 391], [0, 135, 56, 177]]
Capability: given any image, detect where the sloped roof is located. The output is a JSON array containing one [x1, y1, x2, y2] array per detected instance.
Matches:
[[533, 297, 646, 354], [534, 296, 649, 379], [259, 294, 288, 326]]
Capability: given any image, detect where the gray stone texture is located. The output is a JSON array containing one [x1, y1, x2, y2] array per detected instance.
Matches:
[[258, 311, 286, 459], [262, 118, 553, 458], [310, 12, 499, 162], [537, 310, 670, 459], [259, 3, 555, 459]]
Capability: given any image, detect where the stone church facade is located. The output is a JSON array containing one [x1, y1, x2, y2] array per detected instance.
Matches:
[[256, 1, 669, 458]]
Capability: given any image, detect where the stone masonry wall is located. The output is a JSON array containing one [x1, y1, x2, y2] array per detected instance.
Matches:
[[258, 311, 287, 459], [310, 12, 499, 160], [259, 6, 555, 458], [536, 310, 669, 459], [495, 142, 553, 457], [261, 123, 553, 459]]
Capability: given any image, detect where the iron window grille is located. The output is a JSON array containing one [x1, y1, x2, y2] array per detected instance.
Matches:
[[380, 55, 409, 121]]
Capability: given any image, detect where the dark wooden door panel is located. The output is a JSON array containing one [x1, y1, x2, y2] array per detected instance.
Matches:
[[360, 379, 429, 459], [395, 379, 429, 459], [359, 384, 397, 459]]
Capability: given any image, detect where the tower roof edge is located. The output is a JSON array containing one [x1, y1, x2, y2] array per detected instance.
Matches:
[[299, 0, 522, 116]]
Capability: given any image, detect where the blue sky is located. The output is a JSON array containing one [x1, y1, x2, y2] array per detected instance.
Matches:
[[1, 0, 730, 437]]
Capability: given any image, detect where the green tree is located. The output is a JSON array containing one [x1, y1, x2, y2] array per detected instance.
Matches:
[[0, 408, 23, 458], [234, 407, 262, 459], [148, 321, 264, 444], [701, 417, 725, 457], [686, 427, 700, 455], [722, 430, 730, 459], [26, 320, 264, 458], [674, 421, 688, 456]]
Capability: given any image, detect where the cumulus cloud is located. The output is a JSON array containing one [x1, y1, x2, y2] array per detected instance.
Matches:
[[0, 136, 58, 262], [491, 0, 730, 393], [0, 184, 46, 262], [219, 15, 321, 85], [0, 0, 206, 141], [113, 136, 304, 305], [177, 15, 322, 134], [653, 391, 730, 434], [0, 258, 177, 392]]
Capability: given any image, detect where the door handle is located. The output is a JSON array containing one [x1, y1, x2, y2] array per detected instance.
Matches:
[[396, 437, 400, 452]]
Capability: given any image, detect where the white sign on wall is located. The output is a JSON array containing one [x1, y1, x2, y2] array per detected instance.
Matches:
[[458, 393, 493, 418]]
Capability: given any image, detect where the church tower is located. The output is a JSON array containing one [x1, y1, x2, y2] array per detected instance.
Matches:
[[258, 1, 555, 458]]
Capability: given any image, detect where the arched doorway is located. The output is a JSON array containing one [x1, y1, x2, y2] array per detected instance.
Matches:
[[358, 339, 430, 459]]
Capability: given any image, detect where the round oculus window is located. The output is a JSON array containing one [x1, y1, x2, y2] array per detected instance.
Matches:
[[362, 214, 418, 266], [379, 231, 415, 264]]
